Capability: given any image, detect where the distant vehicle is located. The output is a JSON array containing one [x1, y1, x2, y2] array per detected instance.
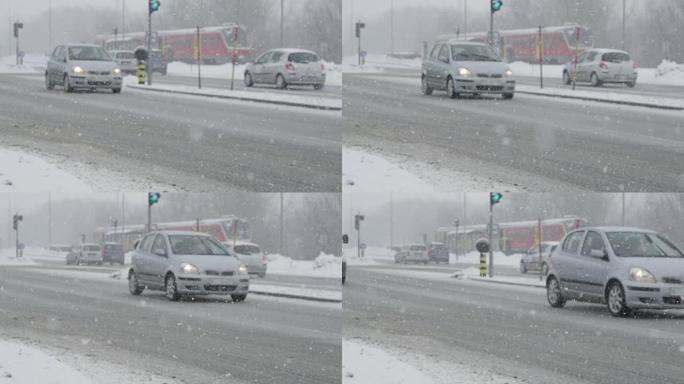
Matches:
[[244, 49, 326, 90], [149, 49, 168, 75], [74, 243, 103, 265], [46, 44, 122, 93], [224, 241, 267, 278], [422, 41, 515, 99], [395, 244, 429, 265], [547, 227, 684, 317], [342, 234, 349, 285], [562, 48, 637, 88], [520, 241, 559, 275], [428, 242, 449, 264], [50, 244, 72, 253], [108, 50, 137, 75], [65, 245, 79, 265], [102, 242, 125, 265], [128, 231, 249, 302]]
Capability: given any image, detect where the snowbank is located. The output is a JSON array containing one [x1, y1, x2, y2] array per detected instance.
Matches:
[[451, 250, 522, 267], [0, 248, 38, 266], [266, 253, 341, 279], [457, 266, 545, 288], [343, 340, 435, 384], [0, 147, 91, 192], [342, 54, 421, 73], [0, 55, 43, 74]]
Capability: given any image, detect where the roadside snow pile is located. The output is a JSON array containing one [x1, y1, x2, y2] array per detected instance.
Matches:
[[343, 339, 435, 384], [458, 266, 545, 288], [166, 61, 246, 79], [0, 147, 91, 192], [323, 61, 342, 87], [20, 247, 67, 262], [0, 55, 42, 74], [345, 246, 394, 266], [451, 251, 521, 267], [0, 340, 90, 383], [266, 253, 341, 278], [516, 84, 684, 109], [343, 54, 421, 73], [640, 60, 684, 86], [0, 248, 38, 266], [344, 147, 434, 193]]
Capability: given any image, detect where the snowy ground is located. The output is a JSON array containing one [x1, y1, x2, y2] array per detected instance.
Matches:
[[0, 338, 176, 384], [0, 248, 38, 266], [343, 147, 521, 193], [342, 54, 421, 73], [0, 148, 90, 192], [343, 339, 526, 384], [266, 253, 342, 279], [0, 55, 43, 74]]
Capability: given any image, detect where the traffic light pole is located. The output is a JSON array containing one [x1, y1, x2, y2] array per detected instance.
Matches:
[[489, 10, 494, 47], [15, 218, 19, 259], [147, 203, 152, 233], [147, 8, 152, 86], [488, 201, 494, 277]]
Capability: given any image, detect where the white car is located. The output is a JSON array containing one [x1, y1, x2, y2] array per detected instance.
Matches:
[[223, 241, 268, 278], [109, 50, 137, 75], [74, 243, 103, 265], [46, 44, 123, 93], [394, 244, 429, 265], [244, 48, 326, 90], [562, 48, 637, 88]]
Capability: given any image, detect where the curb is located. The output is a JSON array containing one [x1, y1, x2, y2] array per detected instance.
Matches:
[[249, 288, 342, 303], [127, 85, 342, 111], [516, 89, 684, 111], [466, 276, 545, 289]]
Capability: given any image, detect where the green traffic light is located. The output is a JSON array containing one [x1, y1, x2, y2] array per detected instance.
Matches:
[[492, 0, 503, 11], [150, 0, 161, 12], [490, 192, 503, 205], [149, 192, 161, 205]]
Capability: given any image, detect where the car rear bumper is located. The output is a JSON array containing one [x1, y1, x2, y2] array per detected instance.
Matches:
[[247, 265, 267, 275], [625, 283, 684, 309], [598, 72, 637, 83], [285, 72, 326, 85], [70, 75, 122, 89], [456, 78, 515, 94], [176, 274, 250, 295]]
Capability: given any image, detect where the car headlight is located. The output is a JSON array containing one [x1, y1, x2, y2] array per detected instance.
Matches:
[[505, 69, 513, 77], [457, 67, 472, 77], [239, 264, 248, 275], [629, 267, 657, 283], [72, 66, 84, 74], [180, 263, 199, 274], [113, 68, 121, 75]]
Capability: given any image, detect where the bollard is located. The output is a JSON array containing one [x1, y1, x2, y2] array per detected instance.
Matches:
[[138, 62, 146, 85], [479, 252, 487, 277]]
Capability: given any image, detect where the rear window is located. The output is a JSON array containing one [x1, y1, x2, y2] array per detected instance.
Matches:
[[602, 52, 630, 63], [410, 245, 426, 251], [234, 245, 260, 254], [84, 245, 101, 252], [288, 52, 319, 63], [104, 244, 122, 251]]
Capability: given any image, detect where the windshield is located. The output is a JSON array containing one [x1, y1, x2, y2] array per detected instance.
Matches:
[[69, 46, 112, 61], [234, 244, 260, 254], [288, 52, 319, 63], [168, 235, 230, 256], [451, 44, 501, 62], [410, 245, 426, 251], [222, 220, 251, 241], [606, 232, 684, 258]]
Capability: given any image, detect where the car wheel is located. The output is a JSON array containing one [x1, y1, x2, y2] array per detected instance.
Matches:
[[231, 294, 247, 303], [46, 72, 54, 90], [276, 74, 287, 89], [541, 263, 549, 276], [590, 72, 601, 87], [112, 88, 121, 94], [546, 276, 566, 308], [502, 93, 514, 100], [626, 81, 636, 88], [607, 281, 631, 317], [562, 71, 571, 85], [520, 262, 527, 274], [244, 71, 254, 87], [446, 77, 458, 99], [63, 74, 73, 93], [313, 83, 324, 90], [128, 270, 144, 295], [165, 273, 180, 301], [421, 75, 433, 95]]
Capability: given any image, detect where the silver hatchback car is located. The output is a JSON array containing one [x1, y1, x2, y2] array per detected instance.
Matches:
[[562, 48, 637, 88], [46, 44, 123, 93], [547, 227, 684, 317], [422, 40, 515, 99], [128, 231, 250, 302], [244, 48, 326, 90]]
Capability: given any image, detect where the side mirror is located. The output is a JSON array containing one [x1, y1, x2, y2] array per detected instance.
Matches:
[[342, 234, 349, 245], [153, 248, 167, 257], [590, 249, 608, 260]]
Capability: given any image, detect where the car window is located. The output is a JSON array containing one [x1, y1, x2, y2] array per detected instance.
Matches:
[[563, 231, 585, 254], [438, 45, 449, 62], [52, 47, 60, 58], [234, 244, 260, 254], [288, 52, 318, 63], [576, 52, 588, 63], [83, 245, 100, 252], [451, 44, 501, 62], [152, 235, 167, 254], [581, 231, 605, 256], [602, 52, 630, 63], [410, 245, 426, 251], [139, 234, 155, 252], [168, 235, 230, 256], [256, 52, 271, 64], [429, 44, 441, 60], [606, 232, 684, 258], [587, 52, 598, 61]]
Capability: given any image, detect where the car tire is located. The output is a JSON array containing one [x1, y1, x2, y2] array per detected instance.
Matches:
[[112, 88, 121, 94], [313, 84, 324, 90], [46, 72, 54, 90], [276, 74, 287, 89], [562, 71, 571, 85], [520, 262, 527, 274], [590, 72, 601, 87], [63, 74, 73, 93], [502, 93, 514, 100], [541, 263, 549, 276], [626, 81, 636, 88], [607, 281, 631, 317], [546, 276, 566, 308], [165, 273, 180, 301], [231, 294, 247, 303], [128, 270, 144, 295], [446, 77, 458, 99], [244, 72, 254, 87], [421, 75, 433, 95]]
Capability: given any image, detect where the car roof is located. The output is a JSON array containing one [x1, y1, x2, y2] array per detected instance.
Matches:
[[572, 226, 655, 234], [156, 230, 212, 237], [439, 40, 489, 46], [65, 44, 102, 48], [587, 48, 630, 55], [269, 48, 318, 55]]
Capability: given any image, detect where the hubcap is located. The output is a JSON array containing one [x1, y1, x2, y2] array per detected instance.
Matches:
[[447, 80, 453, 95], [608, 285, 623, 313], [129, 273, 137, 291], [548, 279, 559, 303], [166, 276, 175, 298], [422, 78, 427, 92]]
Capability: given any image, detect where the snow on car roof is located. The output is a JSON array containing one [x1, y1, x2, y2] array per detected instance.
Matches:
[[579, 226, 656, 233], [157, 230, 212, 236]]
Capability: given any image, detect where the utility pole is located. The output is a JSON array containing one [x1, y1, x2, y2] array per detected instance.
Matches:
[[390, 0, 395, 54], [48, 192, 52, 250], [461, 193, 466, 262], [463, 0, 468, 40], [122, 0, 125, 40], [621, 0, 626, 51], [489, 192, 503, 278], [355, 213, 365, 259], [279, 193, 284, 255], [48, 0, 52, 51], [147, 5, 152, 86], [280, 0, 285, 47]]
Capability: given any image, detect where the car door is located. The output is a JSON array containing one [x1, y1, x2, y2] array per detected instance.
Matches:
[[149, 234, 171, 287], [253, 51, 272, 83], [423, 44, 438, 88], [432, 44, 451, 89], [268, 51, 285, 83], [555, 230, 586, 295], [135, 234, 156, 285], [577, 231, 609, 299], [47, 46, 59, 81], [573, 52, 588, 82]]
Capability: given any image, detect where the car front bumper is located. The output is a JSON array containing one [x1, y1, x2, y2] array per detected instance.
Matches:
[[455, 77, 515, 94], [625, 283, 684, 309], [70, 75, 122, 89], [176, 274, 250, 295]]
